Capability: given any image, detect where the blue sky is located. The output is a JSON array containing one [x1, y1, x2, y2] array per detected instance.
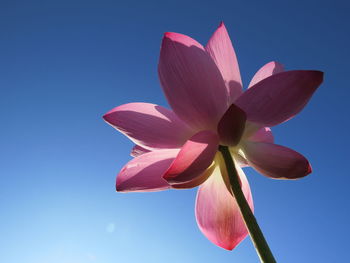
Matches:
[[1, 0, 349, 262]]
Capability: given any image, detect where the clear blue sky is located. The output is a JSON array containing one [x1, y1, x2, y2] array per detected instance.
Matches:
[[1, 0, 349, 262]]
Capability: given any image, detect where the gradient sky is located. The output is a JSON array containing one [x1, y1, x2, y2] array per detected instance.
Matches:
[[1, 0, 349, 262]]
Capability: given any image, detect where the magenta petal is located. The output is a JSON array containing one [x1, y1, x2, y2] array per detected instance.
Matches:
[[243, 141, 312, 179], [217, 104, 246, 146], [103, 103, 193, 150], [130, 145, 150, 157], [116, 149, 180, 192], [247, 127, 274, 143], [195, 161, 253, 250], [248, 61, 284, 88], [158, 32, 229, 130], [171, 164, 215, 189], [236, 70, 324, 126], [163, 131, 219, 187], [205, 22, 243, 102]]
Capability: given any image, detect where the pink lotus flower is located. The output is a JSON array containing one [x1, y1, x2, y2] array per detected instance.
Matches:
[[103, 22, 323, 250]]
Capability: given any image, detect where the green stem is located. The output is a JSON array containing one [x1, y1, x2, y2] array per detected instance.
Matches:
[[218, 145, 276, 263]]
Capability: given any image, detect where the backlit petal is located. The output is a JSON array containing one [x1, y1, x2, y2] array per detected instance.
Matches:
[[158, 32, 229, 130], [171, 163, 215, 189], [248, 61, 284, 88], [163, 131, 219, 187], [103, 103, 193, 150], [236, 70, 324, 126], [195, 156, 253, 250], [116, 149, 179, 192], [206, 22, 243, 102], [243, 141, 312, 179], [247, 127, 274, 143]]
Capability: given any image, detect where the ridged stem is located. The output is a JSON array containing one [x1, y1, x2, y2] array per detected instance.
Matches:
[[219, 145, 276, 263]]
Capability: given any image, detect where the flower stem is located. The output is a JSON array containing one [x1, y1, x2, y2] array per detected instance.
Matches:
[[218, 145, 276, 263]]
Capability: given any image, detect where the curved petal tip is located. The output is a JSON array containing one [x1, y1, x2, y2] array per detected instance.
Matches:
[[163, 130, 219, 187], [243, 142, 312, 179], [195, 160, 253, 250], [116, 149, 179, 192], [236, 70, 324, 126]]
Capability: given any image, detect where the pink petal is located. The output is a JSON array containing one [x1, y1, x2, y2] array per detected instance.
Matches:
[[130, 145, 150, 157], [243, 141, 312, 179], [248, 61, 284, 88], [195, 159, 253, 250], [235, 70, 324, 126], [205, 22, 243, 102], [116, 149, 180, 192], [217, 104, 246, 146], [163, 131, 219, 187], [171, 164, 215, 189], [158, 32, 229, 130], [103, 103, 193, 150], [247, 127, 274, 143]]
